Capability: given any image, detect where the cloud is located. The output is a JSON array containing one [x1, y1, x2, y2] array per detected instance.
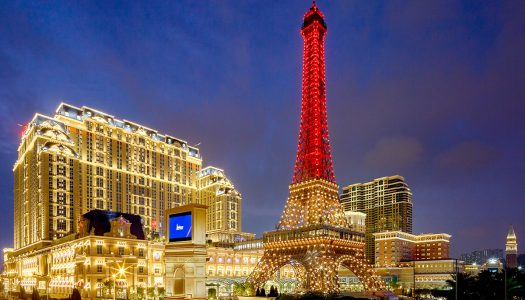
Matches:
[[363, 136, 423, 170], [434, 141, 495, 171]]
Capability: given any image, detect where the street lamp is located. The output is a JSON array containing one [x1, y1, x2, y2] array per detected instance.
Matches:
[[109, 261, 130, 300]]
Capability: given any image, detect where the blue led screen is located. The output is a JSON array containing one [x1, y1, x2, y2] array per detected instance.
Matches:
[[169, 212, 192, 242]]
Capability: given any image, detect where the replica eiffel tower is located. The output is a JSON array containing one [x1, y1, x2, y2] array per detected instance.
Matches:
[[248, 2, 384, 293]]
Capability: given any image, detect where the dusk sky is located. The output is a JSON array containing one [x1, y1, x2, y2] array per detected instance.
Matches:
[[1, 1, 524, 260]]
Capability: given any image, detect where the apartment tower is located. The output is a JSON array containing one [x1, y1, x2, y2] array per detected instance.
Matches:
[[340, 175, 413, 263]]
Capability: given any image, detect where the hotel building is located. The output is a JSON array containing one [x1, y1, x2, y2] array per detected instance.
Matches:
[[198, 166, 254, 243], [3, 211, 165, 299], [340, 175, 413, 263], [374, 231, 451, 267], [4, 103, 290, 298], [14, 103, 202, 251], [373, 231, 456, 290]]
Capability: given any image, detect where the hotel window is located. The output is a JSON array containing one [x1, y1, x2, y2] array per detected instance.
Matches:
[[138, 248, 144, 257], [97, 245, 103, 254], [118, 247, 125, 256], [139, 266, 144, 273], [97, 265, 103, 273]]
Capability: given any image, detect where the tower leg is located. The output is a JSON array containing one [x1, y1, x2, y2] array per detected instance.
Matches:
[[248, 253, 291, 289], [302, 255, 340, 293]]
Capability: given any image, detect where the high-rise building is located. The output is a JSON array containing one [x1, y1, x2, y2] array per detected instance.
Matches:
[[197, 166, 254, 243], [506, 225, 518, 269], [13, 103, 202, 250], [340, 175, 413, 263]]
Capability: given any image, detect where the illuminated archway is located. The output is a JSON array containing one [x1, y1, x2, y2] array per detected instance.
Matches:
[[173, 268, 185, 295]]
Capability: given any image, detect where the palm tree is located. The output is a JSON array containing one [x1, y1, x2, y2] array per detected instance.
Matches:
[[506, 268, 525, 299], [136, 287, 145, 300]]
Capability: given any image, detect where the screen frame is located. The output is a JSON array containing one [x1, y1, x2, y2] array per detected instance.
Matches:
[[168, 211, 193, 242]]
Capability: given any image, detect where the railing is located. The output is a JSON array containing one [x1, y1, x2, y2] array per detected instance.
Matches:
[[263, 224, 365, 243]]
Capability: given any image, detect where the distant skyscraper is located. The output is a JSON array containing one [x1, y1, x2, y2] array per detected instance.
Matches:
[[340, 175, 413, 263], [459, 249, 503, 265], [13, 103, 202, 250], [506, 225, 518, 269]]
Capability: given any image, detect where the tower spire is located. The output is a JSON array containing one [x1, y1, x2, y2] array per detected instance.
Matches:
[[293, 2, 334, 184]]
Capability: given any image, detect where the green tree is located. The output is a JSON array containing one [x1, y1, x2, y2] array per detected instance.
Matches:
[[157, 287, 165, 300], [146, 287, 155, 299], [244, 282, 254, 296], [506, 268, 525, 299], [233, 282, 245, 296], [232, 282, 255, 296], [476, 270, 504, 299], [103, 279, 115, 298], [446, 272, 478, 300], [136, 286, 145, 300]]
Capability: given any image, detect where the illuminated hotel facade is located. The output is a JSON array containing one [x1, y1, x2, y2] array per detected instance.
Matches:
[[373, 231, 459, 290], [4, 103, 292, 298], [13, 103, 202, 251], [374, 231, 451, 267], [198, 166, 254, 243], [340, 175, 413, 264], [3, 211, 166, 299]]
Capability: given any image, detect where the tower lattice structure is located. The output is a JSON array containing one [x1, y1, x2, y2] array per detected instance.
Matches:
[[248, 3, 384, 293]]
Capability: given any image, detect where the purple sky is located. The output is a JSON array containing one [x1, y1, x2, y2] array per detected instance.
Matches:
[[1, 1, 524, 260]]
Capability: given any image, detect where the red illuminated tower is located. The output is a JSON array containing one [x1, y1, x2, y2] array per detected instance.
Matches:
[[248, 3, 384, 293], [293, 2, 335, 184]]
